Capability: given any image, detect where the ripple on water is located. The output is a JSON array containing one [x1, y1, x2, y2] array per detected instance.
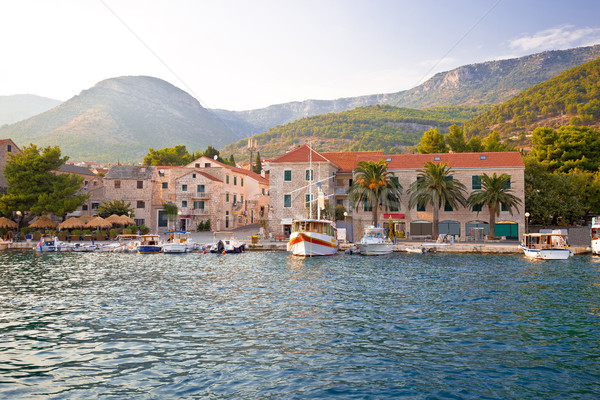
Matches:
[[1, 251, 600, 399]]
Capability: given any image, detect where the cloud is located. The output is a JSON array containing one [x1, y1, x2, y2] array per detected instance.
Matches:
[[509, 25, 600, 52]]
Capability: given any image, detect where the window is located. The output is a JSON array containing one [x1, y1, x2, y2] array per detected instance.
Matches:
[[391, 176, 399, 187], [472, 175, 481, 190], [504, 178, 511, 189], [195, 163, 200, 168], [82, 204, 88, 211], [7, 145, 11, 153], [363, 201, 373, 212], [226, 175, 230, 184], [472, 202, 483, 212], [434, 156, 441, 161], [197, 184, 205, 193], [241, 178, 244, 187], [194, 201, 205, 210], [91, 202, 100, 210], [284, 170, 292, 181], [240, 195, 243, 202], [137, 201, 145, 208], [204, 163, 211, 167], [305, 169, 313, 181], [162, 182, 168, 189], [192, 173, 196, 179], [305, 194, 312, 206], [284, 194, 291, 207], [158, 210, 168, 227], [182, 200, 188, 208], [137, 180, 143, 189], [182, 184, 188, 192], [417, 202, 426, 212], [480, 155, 487, 160], [234, 176, 237, 186], [390, 200, 399, 212], [226, 192, 229, 202], [233, 194, 237, 204], [262, 188, 265, 195], [114, 180, 121, 189], [444, 202, 453, 212], [501, 203, 508, 212], [134, 219, 144, 226]]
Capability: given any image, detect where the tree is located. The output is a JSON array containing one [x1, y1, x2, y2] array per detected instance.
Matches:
[[163, 202, 178, 231], [348, 160, 402, 226], [97, 199, 135, 218], [253, 152, 262, 174], [468, 173, 522, 239], [466, 135, 484, 152], [408, 162, 467, 239], [143, 145, 195, 166], [446, 125, 467, 152], [0, 144, 88, 219], [417, 128, 448, 154]]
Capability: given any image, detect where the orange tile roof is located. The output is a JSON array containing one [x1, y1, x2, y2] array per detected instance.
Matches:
[[269, 144, 332, 164], [381, 152, 524, 170], [321, 151, 385, 172], [194, 157, 269, 184]]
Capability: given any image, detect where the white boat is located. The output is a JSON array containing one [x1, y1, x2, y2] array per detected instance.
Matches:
[[287, 219, 339, 256], [356, 226, 393, 255], [36, 236, 58, 252], [163, 231, 198, 253], [521, 231, 573, 260], [209, 232, 246, 253], [137, 234, 162, 254], [591, 218, 600, 255]]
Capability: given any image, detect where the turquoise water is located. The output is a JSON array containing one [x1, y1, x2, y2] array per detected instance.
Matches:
[[1, 251, 600, 399]]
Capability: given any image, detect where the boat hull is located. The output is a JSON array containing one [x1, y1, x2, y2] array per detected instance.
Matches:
[[288, 232, 338, 256], [592, 238, 600, 255], [522, 246, 572, 260], [356, 242, 393, 255], [137, 245, 162, 254], [162, 243, 187, 253]]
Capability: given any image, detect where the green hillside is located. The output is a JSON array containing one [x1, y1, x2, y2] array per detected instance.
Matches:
[[465, 57, 600, 138], [221, 104, 490, 160]]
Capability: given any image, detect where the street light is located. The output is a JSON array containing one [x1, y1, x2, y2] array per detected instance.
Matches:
[[343, 211, 349, 243], [525, 212, 530, 234]]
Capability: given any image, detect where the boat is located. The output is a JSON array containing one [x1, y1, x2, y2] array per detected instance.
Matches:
[[287, 219, 339, 256], [36, 236, 59, 252], [355, 226, 393, 255], [162, 231, 198, 253], [592, 217, 600, 255], [209, 232, 246, 253], [521, 231, 573, 260], [137, 234, 162, 254]]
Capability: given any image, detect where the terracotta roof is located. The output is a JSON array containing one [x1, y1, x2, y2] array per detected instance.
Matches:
[[268, 144, 333, 164], [189, 157, 269, 184], [381, 152, 524, 170], [105, 165, 155, 179], [321, 151, 385, 172]]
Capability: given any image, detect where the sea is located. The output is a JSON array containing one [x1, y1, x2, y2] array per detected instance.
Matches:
[[1, 250, 599, 399]]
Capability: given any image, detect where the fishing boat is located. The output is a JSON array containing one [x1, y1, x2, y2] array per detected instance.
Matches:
[[36, 236, 59, 252], [591, 217, 600, 255], [287, 219, 338, 256], [521, 231, 573, 260], [209, 231, 246, 253], [356, 226, 393, 255], [162, 231, 198, 253], [137, 234, 162, 254]]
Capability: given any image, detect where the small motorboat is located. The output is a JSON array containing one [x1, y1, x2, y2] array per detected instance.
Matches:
[[521, 231, 573, 260], [137, 234, 162, 254], [356, 226, 393, 256], [209, 232, 245, 253], [162, 231, 198, 253]]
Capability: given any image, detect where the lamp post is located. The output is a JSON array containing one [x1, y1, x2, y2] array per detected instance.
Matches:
[[525, 212, 530, 234], [343, 211, 349, 243]]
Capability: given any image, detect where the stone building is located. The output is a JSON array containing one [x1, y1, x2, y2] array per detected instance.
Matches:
[[0, 139, 21, 192], [266, 145, 526, 241]]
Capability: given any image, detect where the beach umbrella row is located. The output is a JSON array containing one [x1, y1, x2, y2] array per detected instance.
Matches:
[[57, 214, 136, 230]]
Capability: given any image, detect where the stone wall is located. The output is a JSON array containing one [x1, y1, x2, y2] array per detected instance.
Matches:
[[530, 225, 591, 246]]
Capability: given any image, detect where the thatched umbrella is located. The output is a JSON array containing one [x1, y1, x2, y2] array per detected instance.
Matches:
[[29, 216, 58, 229], [85, 216, 113, 230], [58, 217, 86, 230], [0, 217, 18, 229], [79, 214, 94, 223], [105, 214, 124, 226], [119, 215, 136, 226]]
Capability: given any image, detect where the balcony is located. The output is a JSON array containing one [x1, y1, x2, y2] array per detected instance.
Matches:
[[192, 192, 211, 199], [190, 208, 210, 216], [335, 187, 348, 195]]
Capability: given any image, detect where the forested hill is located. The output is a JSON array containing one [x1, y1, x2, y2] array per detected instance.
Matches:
[[214, 45, 600, 138], [221, 105, 489, 161], [464, 57, 600, 138]]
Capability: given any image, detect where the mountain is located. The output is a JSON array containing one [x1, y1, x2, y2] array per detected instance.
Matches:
[[0, 76, 241, 163], [0, 94, 62, 125], [464, 57, 600, 138], [221, 104, 488, 161], [213, 44, 600, 137]]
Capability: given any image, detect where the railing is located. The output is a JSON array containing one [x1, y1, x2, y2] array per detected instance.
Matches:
[[335, 187, 348, 195], [192, 192, 211, 199], [190, 209, 210, 216]]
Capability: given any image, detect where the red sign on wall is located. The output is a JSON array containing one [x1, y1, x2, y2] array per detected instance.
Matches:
[[384, 213, 405, 219]]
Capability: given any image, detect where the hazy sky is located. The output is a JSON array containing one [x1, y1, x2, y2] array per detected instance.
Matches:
[[2, 0, 600, 110]]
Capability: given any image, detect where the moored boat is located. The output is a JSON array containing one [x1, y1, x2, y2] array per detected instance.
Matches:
[[591, 218, 600, 255], [162, 231, 198, 253], [521, 231, 573, 260], [137, 234, 162, 254], [209, 231, 245, 253], [287, 219, 338, 256], [356, 226, 393, 255]]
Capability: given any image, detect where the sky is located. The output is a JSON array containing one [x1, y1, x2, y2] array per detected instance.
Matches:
[[2, 0, 600, 111]]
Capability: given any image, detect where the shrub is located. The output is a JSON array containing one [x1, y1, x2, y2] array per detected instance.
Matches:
[[109, 229, 119, 239], [138, 224, 150, 234]]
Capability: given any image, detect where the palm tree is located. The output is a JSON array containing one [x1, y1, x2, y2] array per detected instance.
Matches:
[[348, 160, 402, 226], [467, 173, 522, 239], [408, 162, 467, 240]]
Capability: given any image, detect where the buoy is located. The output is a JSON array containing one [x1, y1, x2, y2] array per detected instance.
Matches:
[[203, 250, 206, 254], [222, 250, 226, 255]]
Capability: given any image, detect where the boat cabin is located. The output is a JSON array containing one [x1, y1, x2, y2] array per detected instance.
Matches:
[[522, 233, 568, 249], [140, 235, 160, 246], [363, 227, 386, 239], [292, 220, 336, 237]]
